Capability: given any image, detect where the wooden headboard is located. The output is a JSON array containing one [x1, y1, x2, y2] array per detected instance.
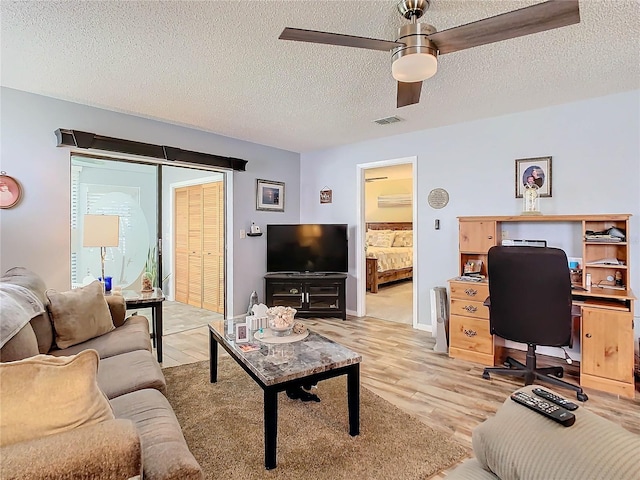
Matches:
[[366, 222, 413, 231]]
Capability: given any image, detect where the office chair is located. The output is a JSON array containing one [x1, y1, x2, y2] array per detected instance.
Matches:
[[482, 246, 588, 401]]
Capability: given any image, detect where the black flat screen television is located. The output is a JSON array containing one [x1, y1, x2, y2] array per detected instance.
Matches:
[[267, 224, 348, 273]]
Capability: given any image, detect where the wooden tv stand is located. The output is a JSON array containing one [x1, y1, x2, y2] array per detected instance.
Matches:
[[449, 214, 636, 398], [264, 273, 347, 320]]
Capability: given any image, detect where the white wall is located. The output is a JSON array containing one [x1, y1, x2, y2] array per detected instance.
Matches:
[[365, 178, 413, 222], [0, 87, 301, 314], [300, 91, 640, 334]]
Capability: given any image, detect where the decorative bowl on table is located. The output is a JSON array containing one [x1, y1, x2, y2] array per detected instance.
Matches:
[[266, 306, 297, 337]]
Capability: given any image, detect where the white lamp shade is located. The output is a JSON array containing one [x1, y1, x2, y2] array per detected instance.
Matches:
[[83, 215, 119, 247], [392, 53, 438, 83]]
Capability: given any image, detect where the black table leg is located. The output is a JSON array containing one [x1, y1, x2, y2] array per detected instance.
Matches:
[[154, 303, 163, 363], [264, 388, 278, 470], [209, 331, 218, 383], [151, 308, 157, 348], [347, 363, 360, 436]]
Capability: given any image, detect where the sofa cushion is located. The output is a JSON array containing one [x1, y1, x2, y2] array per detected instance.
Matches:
[[50, 315, 152, 359], [0, 350, 114, 447], [105, 293, 127, 327], [0, 321, 39, 362], [111, 389, 203, 480], [0, 419, 142, 480], [98, 350, 166, 399], [472, 385, 640, 480], [46, 281, 115, 349], [2, 267, 54, 353]]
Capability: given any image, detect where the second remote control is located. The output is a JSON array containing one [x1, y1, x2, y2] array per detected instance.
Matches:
[[532, 388, 579, 411], [510, 391, 576, 427]]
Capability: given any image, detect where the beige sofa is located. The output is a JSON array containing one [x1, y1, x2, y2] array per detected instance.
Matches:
[[0, 267, 203, 480], [446, 385, 640, 480]]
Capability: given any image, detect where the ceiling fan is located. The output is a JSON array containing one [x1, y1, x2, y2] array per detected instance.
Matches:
[[279, 0, 580, 108]]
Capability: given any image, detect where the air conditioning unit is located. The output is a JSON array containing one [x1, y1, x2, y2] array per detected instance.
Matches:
[[431, 287, 449, 353]]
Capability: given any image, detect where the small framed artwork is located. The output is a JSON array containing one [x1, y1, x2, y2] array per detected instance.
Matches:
[[0, 172, 23, 209], [320, 187, 332, 204], [256, 179, 285, 212], [235, 323, 249, 343], [515, 157, 552, 198]]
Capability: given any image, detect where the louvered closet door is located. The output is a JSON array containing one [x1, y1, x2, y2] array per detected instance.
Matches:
[[202, 182, 224, 313], [187, 185, 203, 308], [174, 188, 189, 303]]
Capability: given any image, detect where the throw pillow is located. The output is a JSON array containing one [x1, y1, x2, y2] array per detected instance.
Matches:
[[46, 281, 114, 349], [392, 230, 413, 247], [0, 349, 114, 447]]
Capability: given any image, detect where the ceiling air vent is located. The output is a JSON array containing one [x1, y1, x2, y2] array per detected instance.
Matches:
[[373, 116, 403, 125]]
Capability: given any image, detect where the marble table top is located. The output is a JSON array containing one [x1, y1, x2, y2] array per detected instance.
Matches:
[[209, 317, 361, 386], [119, 288, 165, 304]]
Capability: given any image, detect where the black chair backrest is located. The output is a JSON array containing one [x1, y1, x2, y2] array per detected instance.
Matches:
[[487, 246, 572, 346]]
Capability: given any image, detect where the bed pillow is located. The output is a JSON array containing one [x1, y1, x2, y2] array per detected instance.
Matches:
[[0, 350, 114, 447], [393, 230, 413, 247], [366, 229, 391, 246], [46, 281, 114, 349], [371, 231, 396, 248]]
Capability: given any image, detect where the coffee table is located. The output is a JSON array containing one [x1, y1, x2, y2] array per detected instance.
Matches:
[[208, 318, 362, 470]]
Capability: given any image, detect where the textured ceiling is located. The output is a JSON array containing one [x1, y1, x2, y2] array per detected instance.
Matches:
[[2, 1, 639, 153]]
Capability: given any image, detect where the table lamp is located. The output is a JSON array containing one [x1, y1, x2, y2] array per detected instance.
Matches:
[[83, 214, 119, 292]]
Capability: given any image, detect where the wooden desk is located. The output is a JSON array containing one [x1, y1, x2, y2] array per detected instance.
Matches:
[[448, 280, 636, 398], [450, 213, 635, 398], [122, 288, 165, 363]]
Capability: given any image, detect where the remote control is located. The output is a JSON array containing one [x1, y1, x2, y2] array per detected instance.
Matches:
[[532, 388, 579, 411], [510, 391, 576, 427]]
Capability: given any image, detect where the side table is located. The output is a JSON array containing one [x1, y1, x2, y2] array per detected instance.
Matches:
[[122, 288, 165, 363]]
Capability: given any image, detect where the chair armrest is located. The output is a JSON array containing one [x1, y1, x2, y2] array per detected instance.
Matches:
[[105, 294, 127, 328], [0, 419, 141, 480]]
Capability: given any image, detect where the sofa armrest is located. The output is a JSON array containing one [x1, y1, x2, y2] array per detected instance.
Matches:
[[0, 419, 141, 480], [105, 294, 127, 327], [472, 385, 640, 480]]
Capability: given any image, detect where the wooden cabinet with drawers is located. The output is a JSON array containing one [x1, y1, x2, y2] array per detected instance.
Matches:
[[448, 280, 494, 365], [449, 214, 636, 398]]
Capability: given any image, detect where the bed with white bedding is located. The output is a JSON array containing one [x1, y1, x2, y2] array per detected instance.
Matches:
[[365, 222, 413, 293]]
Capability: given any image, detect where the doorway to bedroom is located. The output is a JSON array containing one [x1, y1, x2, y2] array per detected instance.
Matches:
[[360, 160, 415, 326]]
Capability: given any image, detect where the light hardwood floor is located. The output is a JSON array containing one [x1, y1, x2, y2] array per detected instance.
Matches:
[[160, 313, 640, 478]]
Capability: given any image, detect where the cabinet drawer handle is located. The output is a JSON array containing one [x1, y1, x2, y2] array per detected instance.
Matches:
[[463, 305, 478, 313], [464, 288, 478, 297], [488, 236, 493, 239], [585, 333, 592, 338], [463, 328, 477, 337]]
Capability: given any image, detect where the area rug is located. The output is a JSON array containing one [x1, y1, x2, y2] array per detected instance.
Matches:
[[163, 359, 468, 480]]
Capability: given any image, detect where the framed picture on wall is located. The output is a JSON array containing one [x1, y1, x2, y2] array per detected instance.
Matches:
[[256, 179, 285, 212], [515, 156, 552, 198]]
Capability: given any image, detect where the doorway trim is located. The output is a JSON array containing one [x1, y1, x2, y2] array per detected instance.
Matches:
[[356, 156, 421, 330]]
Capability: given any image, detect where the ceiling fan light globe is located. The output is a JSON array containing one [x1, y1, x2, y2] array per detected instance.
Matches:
[[392, 53, 437, 82]]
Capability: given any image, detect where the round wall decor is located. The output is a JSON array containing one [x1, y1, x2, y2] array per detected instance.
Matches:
[[0, 172, 22, 209], [427, 188, 449, 209]]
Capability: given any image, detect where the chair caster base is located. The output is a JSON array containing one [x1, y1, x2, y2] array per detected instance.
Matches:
[[482, 371, 490, 380], [577, 392, 588, 402]]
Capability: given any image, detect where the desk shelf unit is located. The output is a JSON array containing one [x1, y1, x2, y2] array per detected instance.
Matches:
[[450, 214, 635, 398]]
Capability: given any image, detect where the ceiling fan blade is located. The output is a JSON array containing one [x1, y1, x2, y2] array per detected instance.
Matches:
[[279, 28, 404, 52], [428, 0, 580, 55], [397, 81, 422, 108]]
